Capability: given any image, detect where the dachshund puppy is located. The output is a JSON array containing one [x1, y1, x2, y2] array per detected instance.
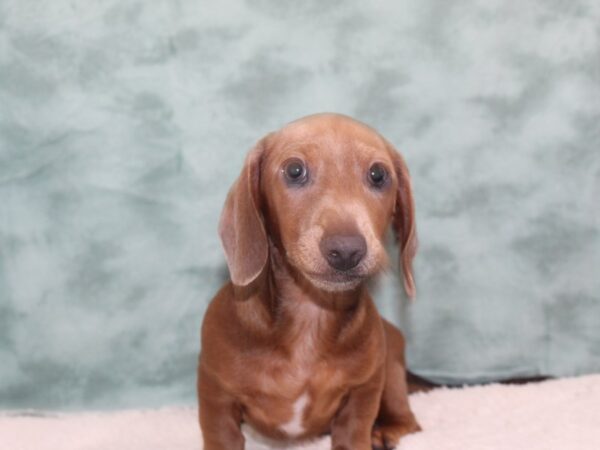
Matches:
[[198, 113, 420, 450]]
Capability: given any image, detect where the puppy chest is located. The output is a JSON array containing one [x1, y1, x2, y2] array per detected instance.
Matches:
[[236, 302, 369, 437], [240, 352, 348, 438], [242, 373, 347, 439]]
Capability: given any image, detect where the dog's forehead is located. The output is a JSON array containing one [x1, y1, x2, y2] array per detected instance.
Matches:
[[271, 114, 389, 161], [282, 114, 383, 145]]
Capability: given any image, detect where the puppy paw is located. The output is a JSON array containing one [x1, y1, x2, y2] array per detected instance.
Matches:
[[372, 420, 421, 450]]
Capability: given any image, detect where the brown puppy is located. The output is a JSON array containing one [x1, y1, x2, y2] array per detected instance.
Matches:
[[198, 113, 420, 450]]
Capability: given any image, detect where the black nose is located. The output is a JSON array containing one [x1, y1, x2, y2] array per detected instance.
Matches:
[[319, 234, 367, 271]]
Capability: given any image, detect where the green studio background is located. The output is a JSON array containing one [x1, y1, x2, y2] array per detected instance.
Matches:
[[1, 0, 599, 409]]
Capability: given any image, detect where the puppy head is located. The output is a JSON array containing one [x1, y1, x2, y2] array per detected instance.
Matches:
[[219, 113, 417, 297]]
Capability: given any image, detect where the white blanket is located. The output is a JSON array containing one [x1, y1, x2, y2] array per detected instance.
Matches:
[[2, 374, 599, 450]]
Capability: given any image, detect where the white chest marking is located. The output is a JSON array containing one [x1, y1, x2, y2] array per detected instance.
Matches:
[[280, 392, 309, 436]]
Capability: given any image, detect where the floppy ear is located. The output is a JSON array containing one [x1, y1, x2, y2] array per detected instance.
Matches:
[[219, 137, 269, 286], [388, 144, 418, 299]]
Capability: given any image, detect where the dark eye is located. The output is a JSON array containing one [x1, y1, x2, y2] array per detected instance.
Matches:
[[368, 163, 388, 188], [283, 159, 308, 185]]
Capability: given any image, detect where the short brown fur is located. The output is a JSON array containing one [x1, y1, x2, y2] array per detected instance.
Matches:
[[198, 113, 420, 450]]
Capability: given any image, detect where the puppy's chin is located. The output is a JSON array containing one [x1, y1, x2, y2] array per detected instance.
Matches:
[[303, 272, 366, 292]]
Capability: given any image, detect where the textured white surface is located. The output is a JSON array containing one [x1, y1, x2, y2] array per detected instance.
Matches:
[[2, 374, 599, 450]]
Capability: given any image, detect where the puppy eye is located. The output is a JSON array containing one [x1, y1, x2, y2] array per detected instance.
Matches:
[[282, 158, 308, 185], [368, 163, 388, 188]]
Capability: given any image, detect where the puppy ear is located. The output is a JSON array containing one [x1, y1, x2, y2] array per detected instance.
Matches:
[[219, 137, 269, 286], [388, 143, 418, 299]]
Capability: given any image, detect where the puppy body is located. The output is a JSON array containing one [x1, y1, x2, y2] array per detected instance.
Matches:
[[198, 114, 420, 450]]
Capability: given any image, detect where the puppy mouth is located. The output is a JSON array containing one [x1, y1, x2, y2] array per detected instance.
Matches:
[[304, 270, 368, 291]]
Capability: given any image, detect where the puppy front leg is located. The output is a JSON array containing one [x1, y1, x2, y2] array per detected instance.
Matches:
[[331, 371, 384, 450], [198, 368, 244, 450]]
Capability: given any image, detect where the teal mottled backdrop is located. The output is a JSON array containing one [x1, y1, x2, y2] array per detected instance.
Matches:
[[1, 0, 599, 410]]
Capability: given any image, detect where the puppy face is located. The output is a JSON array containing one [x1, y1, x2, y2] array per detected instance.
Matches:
[[260, 115, 402, 292], [220, 113, 417, 296]]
